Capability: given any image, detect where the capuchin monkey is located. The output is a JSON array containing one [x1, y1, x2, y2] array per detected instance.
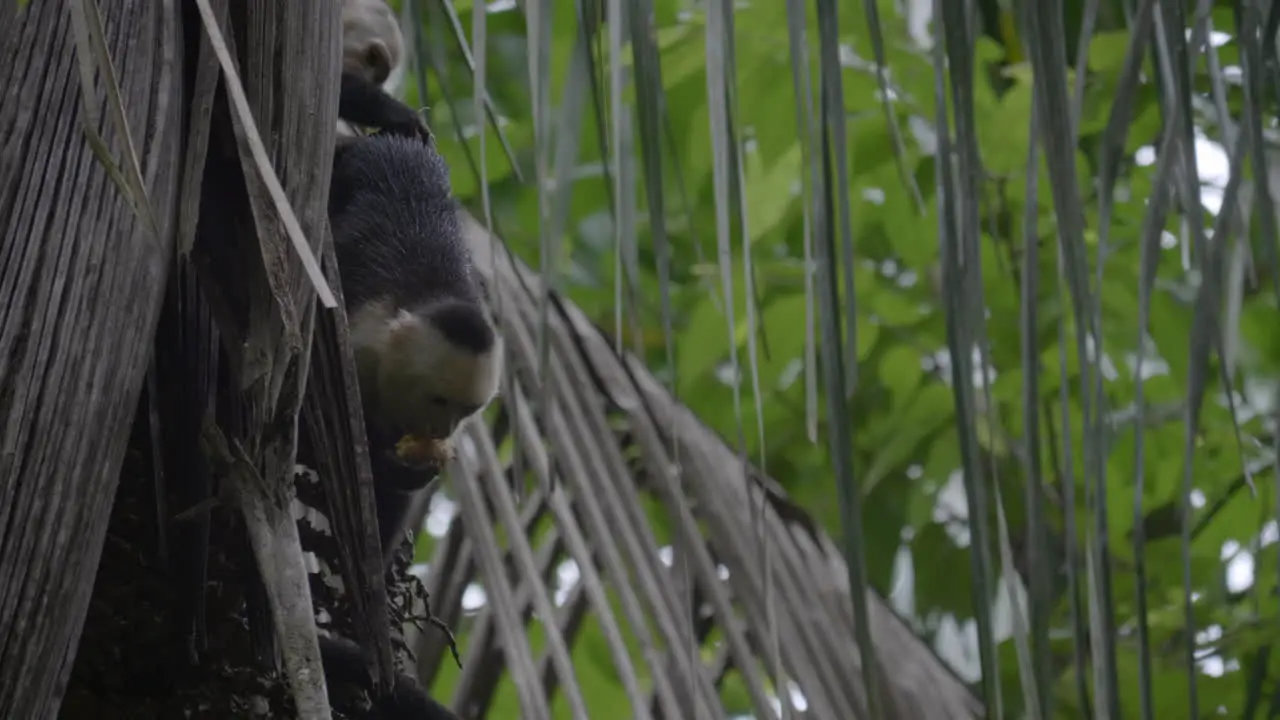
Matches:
[[319, 633, 461, 720], [339, 0, 428, 141], [317, 35, 496, 720], [330, 129, 501, 555]]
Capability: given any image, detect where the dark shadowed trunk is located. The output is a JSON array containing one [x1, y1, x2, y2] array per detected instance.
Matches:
[[0, 1, 369, 717]]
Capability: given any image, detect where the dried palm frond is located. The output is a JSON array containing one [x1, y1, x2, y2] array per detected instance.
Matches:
[[393, 213, 983, 720]]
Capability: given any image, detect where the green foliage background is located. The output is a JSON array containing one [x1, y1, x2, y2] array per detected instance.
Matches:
[[391, 0, 1280, 716]]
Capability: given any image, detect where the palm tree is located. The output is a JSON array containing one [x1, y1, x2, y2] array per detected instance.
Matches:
[[5, 0, 1278, 718]]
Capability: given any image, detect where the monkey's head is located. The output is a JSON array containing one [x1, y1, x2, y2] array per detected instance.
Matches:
[[349, 297, 501, 472], [341, 0, 404, 86]]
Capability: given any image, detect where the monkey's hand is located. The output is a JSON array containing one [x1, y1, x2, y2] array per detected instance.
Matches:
[[394, 434, 453, 469], [375, 109, 433, 146], [319, 634, 461, 720], [339, 70, 434, 145], [363, 421, 443, 493]]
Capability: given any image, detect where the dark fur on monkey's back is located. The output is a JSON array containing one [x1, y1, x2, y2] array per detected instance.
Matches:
[[329, 133, 494, 354]]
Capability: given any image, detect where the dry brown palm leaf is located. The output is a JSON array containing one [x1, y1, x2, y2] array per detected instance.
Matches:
[[400, 213, 984, 720], [0, 2, 181, 715]]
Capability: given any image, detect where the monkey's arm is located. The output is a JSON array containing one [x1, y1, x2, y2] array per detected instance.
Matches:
[[366, 418, 440, 564], [319, 633, 460, 720], [339, 70, 430, 141]]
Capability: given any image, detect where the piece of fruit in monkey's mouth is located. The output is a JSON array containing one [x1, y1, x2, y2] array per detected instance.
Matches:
[[394, 433, 453, 468]]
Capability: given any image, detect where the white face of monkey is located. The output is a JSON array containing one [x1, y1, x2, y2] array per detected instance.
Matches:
[[350, 301, 501, 443]]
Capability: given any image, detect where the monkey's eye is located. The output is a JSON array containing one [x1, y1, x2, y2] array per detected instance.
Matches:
[[427, 394, 449, 408]]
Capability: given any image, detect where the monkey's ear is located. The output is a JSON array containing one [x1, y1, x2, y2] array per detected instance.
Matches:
[[363, 40, 394, 86]]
